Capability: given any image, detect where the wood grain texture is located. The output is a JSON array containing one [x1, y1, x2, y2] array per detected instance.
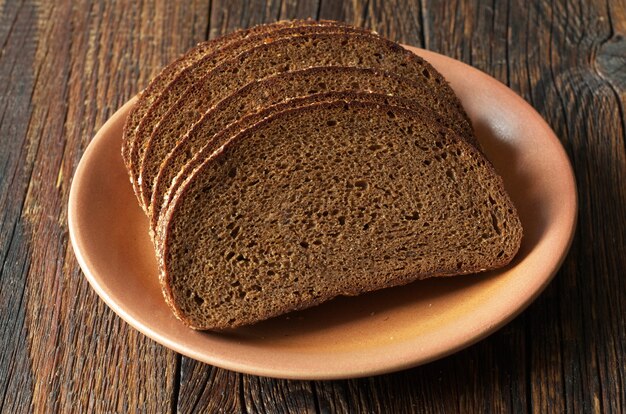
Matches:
[[0, 0, 209, 412], [0, 0, 624, 412]]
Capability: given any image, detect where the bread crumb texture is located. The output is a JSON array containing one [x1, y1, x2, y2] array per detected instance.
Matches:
[[161, 101, 522, 329]]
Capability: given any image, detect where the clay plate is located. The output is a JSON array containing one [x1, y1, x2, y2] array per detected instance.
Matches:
[[68, 47, 577, 380]]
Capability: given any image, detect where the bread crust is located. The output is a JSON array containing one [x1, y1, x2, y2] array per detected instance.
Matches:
[[134, 31, 467, 211], [127, 23, 374, 210], [122, 20, 340, 172]]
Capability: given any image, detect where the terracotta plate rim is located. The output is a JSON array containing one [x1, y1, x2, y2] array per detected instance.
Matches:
[[68, 46, 577, 379]]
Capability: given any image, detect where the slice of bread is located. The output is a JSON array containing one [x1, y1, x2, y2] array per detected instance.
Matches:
[[152, 92, 474, 247], [129, 25, 371, 209], [159, 100, 522, 330], [145, 67, 477, 224], [137, 32, 468, 210], [121, 19, 347, 173]]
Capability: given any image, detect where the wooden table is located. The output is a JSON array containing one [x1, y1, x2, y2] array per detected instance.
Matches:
[[1, 0, 624, 412]]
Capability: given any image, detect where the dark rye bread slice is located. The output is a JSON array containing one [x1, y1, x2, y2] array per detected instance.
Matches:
[[152, 91, 471, 247], [159, 100, 523, 330], [129, 24, 371, 206], [143, 66, 476, 218], [121, 19, 347, 172], [146, 68, 477, 227], [137, 32, 469, 209]]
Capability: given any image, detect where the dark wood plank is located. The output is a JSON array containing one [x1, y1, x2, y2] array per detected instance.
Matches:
[[176, 361, 241, 413], [505, 1, 625, 412], [208, 0, 315, 40], [0, 0, 42, 410], [317, 0, 363, 26], [0, 0, 212, 412], [22, 0, 187, 411], [275, 0, 322, 21]]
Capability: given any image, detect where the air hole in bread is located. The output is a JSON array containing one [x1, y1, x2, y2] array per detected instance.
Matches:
[[405, 211, 420, 220], [491, 213, 501, 235], [229, 226, 240, 238]]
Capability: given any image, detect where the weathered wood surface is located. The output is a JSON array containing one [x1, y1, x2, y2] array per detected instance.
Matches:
[[0, 0, 624, 412]]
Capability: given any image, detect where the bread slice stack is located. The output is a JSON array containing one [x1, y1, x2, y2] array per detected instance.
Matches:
[[122, 19, 523, 330]]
